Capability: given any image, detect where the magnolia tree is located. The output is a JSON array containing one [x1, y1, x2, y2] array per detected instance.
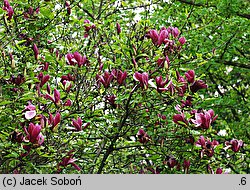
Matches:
[[0, 0, 248, 174]]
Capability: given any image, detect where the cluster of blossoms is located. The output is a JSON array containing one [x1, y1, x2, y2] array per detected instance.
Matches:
[[96, 69, 127, 88], [3, 0, 14, 20], [66, 52, 88, 67], [146, 27, 186, 46]]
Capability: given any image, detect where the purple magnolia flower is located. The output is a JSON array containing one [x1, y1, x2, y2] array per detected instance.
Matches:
[[183, 159, 190, 174], [24, 123, 44, 146], [178, 36, 186, 45], [64, 99, 72, 106], [72, 117, 82, 131], [176, 71, 188, 96], [207, 165, 229, 174], [158, 29, 168, 46], [147, 29, 158, 45], [44, 88, 61, 105], [147, 28, 169, 46], [116, 22, 121, 35], [72, 117, 90, 131], [23, 102, 36, 120], [190, 80, 208, 93], [106, 94, 117, 108], [65, 1, 71, 15], [191, 109, 218, 129], [181, 96, 193, 108], [137, 128, 150, 144], [57, 150, 81, 172], [133, 72, 149, 89], [157, 56, 170, 68], [37, 72, 50, 87], [154, 75, 172, 93], [3, 0, 14, 20], [167, 27, 179, 38], [173, 113, 188, 126], [48, 112, 61, 131], [66, 52, 87, 67], [10, 74, 25, 86], [185, 70, 195, 83], [225, 139, 243, 152], [196, 136, 219, 158], [33, 44, 39, 60], [167, 157, 178, 168], [96, 71, 114, 88], [111, 69, 127, 85]]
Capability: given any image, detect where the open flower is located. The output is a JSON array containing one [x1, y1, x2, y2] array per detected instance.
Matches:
[[196, 136, 219, 158], [191, 109, 218, 129], [96, 71, 114, 88], [111, 69, 127, 85], [71, 117, 90, 131], [66, 52, 87, 67], [48, 112, 61, 131], [137, 128, 150, 144], [44, 88, 61, 105], [155, 75, 170, 93], [173, 113, 188, 126], [24, 123, 44, 146], [106, 94, 117, 108], [225, 139, 243, 152], [57, 150, 81, 172], [190, 80, 207, 92], [23, 102, 36, 120], [133, 72, 149, 89], [3, 0, 14, 20]]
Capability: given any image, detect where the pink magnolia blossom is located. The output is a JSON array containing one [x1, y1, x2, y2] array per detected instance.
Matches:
[[72, 117, 90, 131], [48, 112, 61, 131], [137, 128, 150, 144], [37, 72, 50, 87], [133, 72, 149, 89], [66, 52, 87, 67], [111, 69, 127, 85], [178, 36, 186, 45], [24, 123, 44, 146], [185, 70, 195, 83], [155, 75, 169, 93], [23, 102, 36, 120], [225, 139, 243, 152], [173, 113, 188, 126], [116, 22, 121, 35], [183, 159, 190, 174], [3, 0, 14, 20], [44, 88, 61, 105], [33, 44, 39, 60], [64, 99, 72, 106], [57, 150, 81, 172], [96, 71, 114, 88], [196, 136, 219, 158], [191, 109, 218, 129], [190, 80, 208, 92]]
